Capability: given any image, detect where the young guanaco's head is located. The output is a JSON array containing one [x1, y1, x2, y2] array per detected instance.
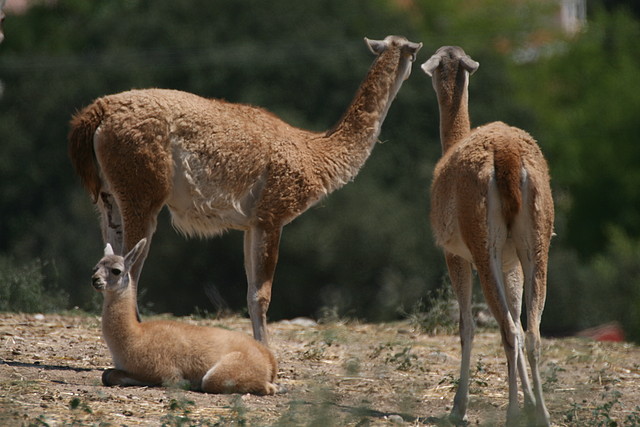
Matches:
[[92, 239, 147, 293], [365, 35, 423, 82]]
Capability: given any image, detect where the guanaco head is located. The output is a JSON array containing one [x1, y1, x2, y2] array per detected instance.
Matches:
[[92, 239, 147, 293], [365, 35, 423, 82], [421, 46, 479, 99]]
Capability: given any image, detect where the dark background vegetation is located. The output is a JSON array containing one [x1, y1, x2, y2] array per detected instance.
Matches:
[[1, 0, 639, 341]]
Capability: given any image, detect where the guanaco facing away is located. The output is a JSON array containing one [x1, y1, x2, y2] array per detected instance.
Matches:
[[92, 238, 278, 395], [422, 46, 553, 426]]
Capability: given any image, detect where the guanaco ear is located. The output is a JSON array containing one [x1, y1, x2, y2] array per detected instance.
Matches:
[[421, 54, 441, 77], [404, 41, 423, 54], [461, 55, 480, 74], [365, 37, 387, 55], [403, 41, 423, 61], [104, 243, 114, 256], [123, 238, 147, 271]]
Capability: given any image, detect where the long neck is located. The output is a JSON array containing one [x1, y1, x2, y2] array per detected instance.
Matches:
[[437, 70, 471, 153], [101, 276, 141, 347], [316, 48, 407, 192]]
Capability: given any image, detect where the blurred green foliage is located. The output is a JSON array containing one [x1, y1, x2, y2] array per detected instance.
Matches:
[[511, 5, 640, 257], [507, 3, 640, 339], [0, 256, 67, 312], [1, 0, 639, 341]]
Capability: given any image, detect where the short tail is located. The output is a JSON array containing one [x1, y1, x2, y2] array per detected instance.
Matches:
[[493, 147, 522, 228], [68, 100, 105, 202]]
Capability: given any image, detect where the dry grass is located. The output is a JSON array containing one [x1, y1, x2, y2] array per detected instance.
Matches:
[[1, 312, 640, 426]]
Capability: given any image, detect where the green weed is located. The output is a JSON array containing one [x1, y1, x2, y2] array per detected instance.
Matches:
[[161, 397, 202, 427], [384, 345, 418, 372], [26, 415, 51, 426], [563, 390, 640, 426], [302, 340, 328, 361], [216, 395, 248, 426], [69, 397, 92, 414], [543, 361, 566, 392], [369, 342, 420, 372]]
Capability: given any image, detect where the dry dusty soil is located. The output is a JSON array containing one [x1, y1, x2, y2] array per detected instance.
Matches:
[[1, 312, 640, 426]]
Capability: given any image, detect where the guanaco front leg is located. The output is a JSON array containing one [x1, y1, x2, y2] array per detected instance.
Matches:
[[244, 225, 282, 346]]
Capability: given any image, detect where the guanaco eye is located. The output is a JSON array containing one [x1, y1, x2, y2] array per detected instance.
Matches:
[[111, 268, 122, 276]]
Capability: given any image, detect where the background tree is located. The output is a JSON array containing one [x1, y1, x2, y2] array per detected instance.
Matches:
[[1, 0, 639, 342], [509, 4, 640, 339], [0, 0, 434, 319]]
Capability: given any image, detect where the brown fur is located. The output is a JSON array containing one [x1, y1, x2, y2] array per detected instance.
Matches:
[[93, 240, 278, 395], [69, 36, 422, 345], [69, 101, 105, 202], [493, 139, 522, 228], [423, 46, 553, 426]]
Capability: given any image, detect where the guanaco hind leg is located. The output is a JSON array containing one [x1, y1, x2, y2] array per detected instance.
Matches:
[[201, 351, 276, 395]]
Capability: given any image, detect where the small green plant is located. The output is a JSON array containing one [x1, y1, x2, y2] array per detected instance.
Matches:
[[385, 345, 418, 372], [227, 395, 248, 426], [438, 373, 457, 387], [69, 397, 92, 414], [563, 400, 583, 424], [161, 397, 199, 427], [369, 342, 391, 360], [590, 367, 620, 387], [370, 342, 421, 372], [27, 415, 51, 426], [160, 395, 220, 427], [468, 357, 488, 392], [592, 390, 622, 426], [302, 340, 328, 361], [302, 329, 341, 361], [625, 406, 640, 425], [563, 390, 637, 426], [543, 361, 566, 392]]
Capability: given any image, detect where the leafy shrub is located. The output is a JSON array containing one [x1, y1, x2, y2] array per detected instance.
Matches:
[[0, 257, 67, 312], [589, 227, 640, 343], [545, 226, 640, 343]]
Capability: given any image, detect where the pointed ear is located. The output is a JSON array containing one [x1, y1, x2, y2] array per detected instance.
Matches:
[[123, 238, 147, 271], [461, 55, 480, 74], [404, 41, 423, 55], [104, 243, 114, 256], [421, 55, 441, 77], [365, 37, 387, 55]]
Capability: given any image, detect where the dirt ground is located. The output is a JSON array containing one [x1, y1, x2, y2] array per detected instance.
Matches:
[[1, 312, 640, 426]]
